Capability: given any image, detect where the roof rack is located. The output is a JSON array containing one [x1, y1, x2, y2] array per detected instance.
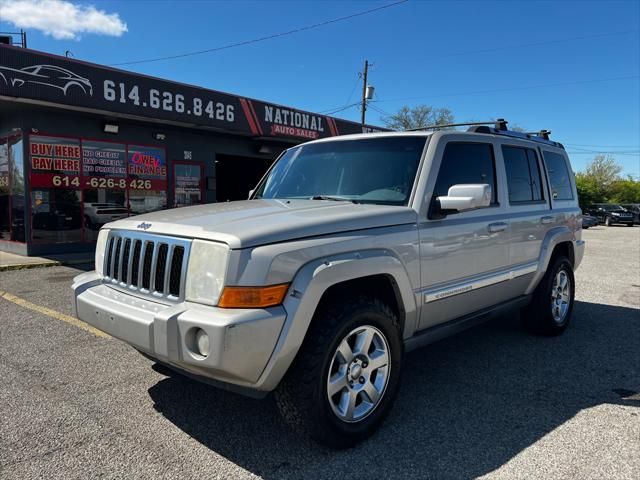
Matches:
[[467, 125, 563, 148], [525, 130, 551, 140], [405, 118, 509, 132], [403, 118, 563, 148]]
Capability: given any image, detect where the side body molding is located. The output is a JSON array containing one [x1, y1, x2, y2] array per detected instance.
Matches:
[[254, 249, 418, 392], [525, 226, 576, 295]]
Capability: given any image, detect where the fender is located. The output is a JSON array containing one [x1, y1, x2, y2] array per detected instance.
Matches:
[[525, 226, 576, 295], [253, 249, 418, 392]]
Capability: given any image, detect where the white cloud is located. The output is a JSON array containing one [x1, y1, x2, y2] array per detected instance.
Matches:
[[0, 0, 127, 40]]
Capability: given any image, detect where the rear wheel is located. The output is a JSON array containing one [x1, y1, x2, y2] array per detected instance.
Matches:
[[275, 296, 402, 448], [524, 255, 575, 335]]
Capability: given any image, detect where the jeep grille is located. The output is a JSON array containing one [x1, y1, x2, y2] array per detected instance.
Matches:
[[104, 231, 191, 301]]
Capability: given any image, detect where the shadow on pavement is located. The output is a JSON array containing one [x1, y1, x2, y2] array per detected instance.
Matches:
[[148, 301, 639, 479]]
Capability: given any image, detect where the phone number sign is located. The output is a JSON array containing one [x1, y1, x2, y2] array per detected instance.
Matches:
[[1, 45, 384, 140]]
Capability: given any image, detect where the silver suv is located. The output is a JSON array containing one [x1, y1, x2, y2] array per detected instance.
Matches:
[[73, 121, 584, 448]]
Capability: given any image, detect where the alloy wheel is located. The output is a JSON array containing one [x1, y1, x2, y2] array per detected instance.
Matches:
[[551, 269, 571, 323], [326, 325, 390, 423]]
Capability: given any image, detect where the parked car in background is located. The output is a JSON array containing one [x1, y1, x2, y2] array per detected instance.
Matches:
[[620, 204, 640, 225], [581, 212, 599, 229], [585, 204, 634, 227], [84, 203, 129, 229]]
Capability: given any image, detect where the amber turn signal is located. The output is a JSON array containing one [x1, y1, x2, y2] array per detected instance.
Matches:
[[218, 283, 290, 308]]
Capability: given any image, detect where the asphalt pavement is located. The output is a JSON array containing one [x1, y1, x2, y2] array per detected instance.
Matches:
[[1, 225, 638, 479]]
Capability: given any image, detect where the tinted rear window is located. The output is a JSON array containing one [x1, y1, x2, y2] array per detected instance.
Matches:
[[502, 146, 544, 203], [543, 151, 573, 200]]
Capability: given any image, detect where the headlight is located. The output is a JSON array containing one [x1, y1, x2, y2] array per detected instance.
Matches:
[[95, 229, 110, 276], [612, 212, 620, 216], [185, 240, 229, 306]]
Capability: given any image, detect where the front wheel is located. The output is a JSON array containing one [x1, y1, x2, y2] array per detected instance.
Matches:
[[275, 296, 402, 448], [605, 216, 612, 226]]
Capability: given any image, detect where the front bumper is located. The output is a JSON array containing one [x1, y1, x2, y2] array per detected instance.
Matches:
[[72, 272, 286, 393]]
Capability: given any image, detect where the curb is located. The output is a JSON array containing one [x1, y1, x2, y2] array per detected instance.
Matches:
[[0, 258, 93, 272]]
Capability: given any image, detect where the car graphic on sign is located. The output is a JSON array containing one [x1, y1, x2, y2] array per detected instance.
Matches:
[[0, 64, 93, 96]]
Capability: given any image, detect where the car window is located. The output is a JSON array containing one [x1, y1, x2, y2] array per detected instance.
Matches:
[[543, 151, 573, 200], [254, 137, 427, 206], [502, 146, 544, 203], [433, 142, 497, 204]]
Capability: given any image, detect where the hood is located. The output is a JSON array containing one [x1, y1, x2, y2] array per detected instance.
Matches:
[[106, 199, 417, 249]]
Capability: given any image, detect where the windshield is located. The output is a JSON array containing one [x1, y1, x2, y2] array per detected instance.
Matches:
[[602, 205, 624, 211], [254, 137, 427, 205]]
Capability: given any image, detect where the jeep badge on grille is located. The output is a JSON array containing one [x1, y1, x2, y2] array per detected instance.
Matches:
[[137, 222, 152, 230]]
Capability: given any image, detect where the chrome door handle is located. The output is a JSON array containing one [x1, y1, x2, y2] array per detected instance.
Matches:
[[488, 222, 508, 233], [540, 216, 554, 225]]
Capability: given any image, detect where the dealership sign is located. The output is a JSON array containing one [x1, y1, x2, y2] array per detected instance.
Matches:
[[0, 45, 383, 140]]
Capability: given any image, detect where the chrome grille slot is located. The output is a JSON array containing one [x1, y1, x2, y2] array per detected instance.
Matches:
[[102, 231, 191, 302]]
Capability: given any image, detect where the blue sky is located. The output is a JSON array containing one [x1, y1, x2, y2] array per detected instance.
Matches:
[[2, 0, 639, 176]]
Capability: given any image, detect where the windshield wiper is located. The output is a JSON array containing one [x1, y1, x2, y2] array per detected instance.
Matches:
[[310, 195, 359, 204]]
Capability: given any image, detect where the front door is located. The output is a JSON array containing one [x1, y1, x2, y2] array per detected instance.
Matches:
[[418, 139, 511, 330], [173, 162, 203, 208]]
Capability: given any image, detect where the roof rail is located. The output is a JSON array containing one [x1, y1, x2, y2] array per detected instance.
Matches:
[[467, 125, 563, 148], [405, 118, 508, 132]]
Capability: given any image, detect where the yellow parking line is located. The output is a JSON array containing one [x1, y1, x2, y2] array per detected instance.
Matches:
[[0, 290, 110, 339]]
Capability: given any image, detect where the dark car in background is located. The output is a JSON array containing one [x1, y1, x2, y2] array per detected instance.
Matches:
[[585, 204, 635, 227], [621, 204, 640, 225], [581, 212, 599, 229]]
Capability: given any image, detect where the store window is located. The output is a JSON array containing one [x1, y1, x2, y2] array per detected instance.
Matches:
[[30, 135, 82, 243], [81, 140, 128, 242], [0, 134, 27, 243], [127, 145, 167, 215], [174, 162, 203, 207], [10, 136, 26, 242], [26, 134, 168, 244], [0, 137, 9, 240]]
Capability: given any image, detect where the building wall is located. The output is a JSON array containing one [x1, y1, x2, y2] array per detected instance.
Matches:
[[0, 102, 289, 255]]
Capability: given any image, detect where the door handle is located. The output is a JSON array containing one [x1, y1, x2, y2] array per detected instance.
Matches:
[[488, 222, 508, 233], [540, 216, 554, 225]]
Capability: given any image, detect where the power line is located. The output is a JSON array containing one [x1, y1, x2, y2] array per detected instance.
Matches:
[[318, 101, 361, 115], [388, 29, 639, 67], [566, 143, 640, 148], [316, 74, 640, 112], [111, 0, 409, 66], [374, 75, 640, 103]]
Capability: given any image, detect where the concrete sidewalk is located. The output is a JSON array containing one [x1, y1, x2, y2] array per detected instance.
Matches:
[[0, 251, 94, 271]]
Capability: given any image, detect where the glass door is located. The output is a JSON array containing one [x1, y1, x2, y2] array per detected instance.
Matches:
[[173, 162, 203, 207]]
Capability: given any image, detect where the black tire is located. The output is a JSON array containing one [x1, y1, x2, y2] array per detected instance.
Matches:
[[524, 255, 575, 336], [275, 296, 403, 448], [627, 223, 634, 227], [605, 216, 612, 226]]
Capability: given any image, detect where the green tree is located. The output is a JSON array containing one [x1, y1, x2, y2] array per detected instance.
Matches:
[[574, 155, 633, 208], [609, 177, 640, 203], [382, 105, 454, 131], [583, 154, 623, 189]]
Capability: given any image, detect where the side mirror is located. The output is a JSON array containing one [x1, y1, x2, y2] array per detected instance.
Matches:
[[435, 184, 491, 216], [248, 189, 255, 199]]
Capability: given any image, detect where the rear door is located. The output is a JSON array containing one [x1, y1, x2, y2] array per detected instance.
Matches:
[[498, 141, 551, 274], [540, 148, 580, 234]]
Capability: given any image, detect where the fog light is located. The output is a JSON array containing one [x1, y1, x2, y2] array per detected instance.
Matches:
[[195, 329, 209, 357]]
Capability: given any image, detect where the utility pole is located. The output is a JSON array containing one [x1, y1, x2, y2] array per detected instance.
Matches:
[[361, 60, 369, 126]]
